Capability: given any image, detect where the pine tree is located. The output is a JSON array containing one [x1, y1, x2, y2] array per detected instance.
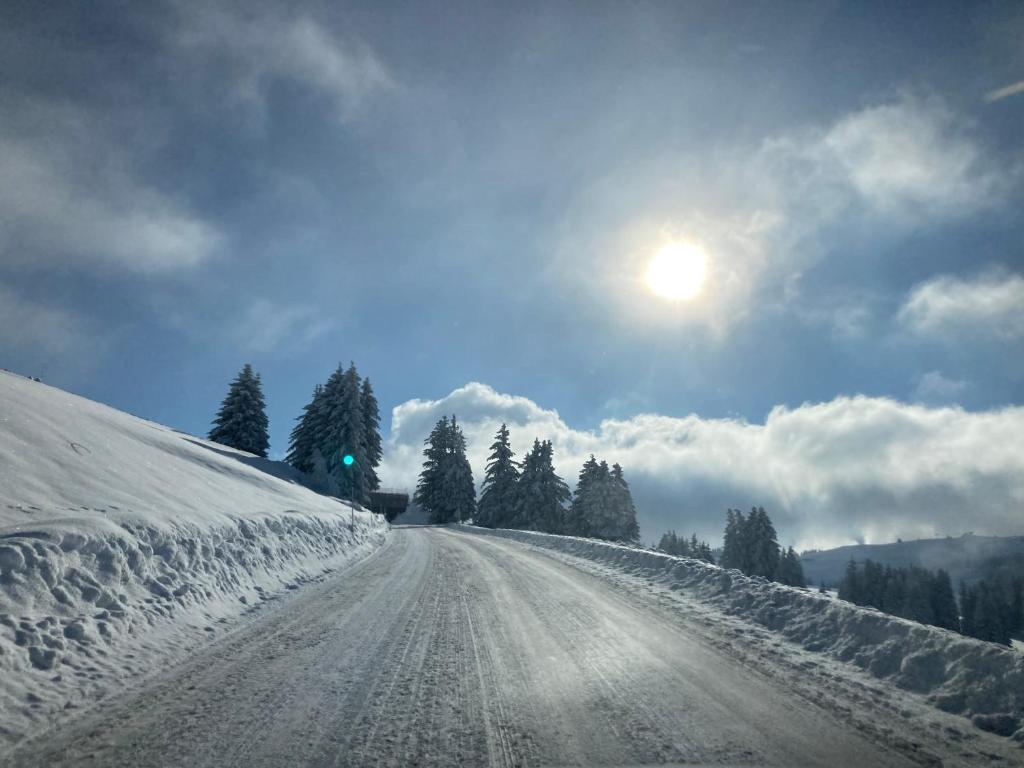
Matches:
[[414, 416, 450, 523], [745, 507, 780, 580], [930, 569, 959, 631], [609, 463, 640, 542], [328, 364, 371, 503], [209, 364, 270, 457], [445, 416, 476, 522], [360, 377, 382, 493], [586, 461, 617, 539], [657, 530, 684, 555], [286, 383, 325, 473], [900, 567, 935, 625], [959, 581, 976, 636], [973, 583, 1011, 645], [838, 559, 861, 604], [697, 541, 715, 564], [567, 455, 600, 537], [476, 423, 519, 528], [862, 560, 884, 609], [414, 415, 475, 524], [777, 546, 806, 587], [720, 509, 746, 571], [514, 439, 569, 533], [1011, 579, 1024, 638]]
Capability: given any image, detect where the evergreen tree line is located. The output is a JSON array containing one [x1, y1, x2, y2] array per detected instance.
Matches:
[[415, 421, 640, 541], [413, 415, 476, 524], [474, 424, 639, 541], [836, 558, 1023, 646], [208, 362, 383, 507], [655, 530, 715, 564], [285, 362, 382, 505], [958, 577, 1023, 646], [208, 363, 270, 458], [837, 559, 959, 632], [720, 507, 806, 587]]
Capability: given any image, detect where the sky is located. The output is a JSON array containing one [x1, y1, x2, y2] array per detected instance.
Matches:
[[1, 1, 1022, 549]]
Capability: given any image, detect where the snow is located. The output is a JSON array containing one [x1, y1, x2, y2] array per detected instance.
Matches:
[[471, 526, 1024, 741], [0, 371, 388, 752]]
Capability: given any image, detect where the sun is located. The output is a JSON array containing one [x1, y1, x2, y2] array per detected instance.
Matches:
[[645, 241, 708, 301]]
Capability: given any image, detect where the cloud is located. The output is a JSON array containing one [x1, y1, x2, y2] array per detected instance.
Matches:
[[913, 371, 969, 403], [232, 299, 334, 354], [0, 108, 220, 274], [898, 270, 1024, 339], [172, 6, 394, 121], [553, 94, 1012, 336], [819, 97, 1001, 215], [986, 80, 1024, 103], [379, 382, 1024, 550]]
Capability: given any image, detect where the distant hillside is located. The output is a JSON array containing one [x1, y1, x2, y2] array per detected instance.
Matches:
[[801, 534, 1024, 588]]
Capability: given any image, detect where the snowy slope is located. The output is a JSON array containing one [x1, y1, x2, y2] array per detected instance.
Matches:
[[0, 371, 388, 750], [472, 526, 1024, 742]]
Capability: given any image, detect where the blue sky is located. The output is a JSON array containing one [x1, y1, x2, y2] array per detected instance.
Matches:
[[2, 1, 1022, 547]]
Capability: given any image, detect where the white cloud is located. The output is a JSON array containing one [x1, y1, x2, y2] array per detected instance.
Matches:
[[0, 110, 220, 274], [913, 371, 968, 403], [379, 382, 1024, 550], [898, 270, 1024, 339], [172, 7, 394, 121], [820, 97, 1001, 215], [233, 299, 334, 354], [555, 95, 1013, 336]]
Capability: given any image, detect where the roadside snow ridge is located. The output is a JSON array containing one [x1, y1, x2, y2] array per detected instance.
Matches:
[[0, 370, 386, 751]]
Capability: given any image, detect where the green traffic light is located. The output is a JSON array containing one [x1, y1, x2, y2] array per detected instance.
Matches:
[[343, 454, 355, 466]]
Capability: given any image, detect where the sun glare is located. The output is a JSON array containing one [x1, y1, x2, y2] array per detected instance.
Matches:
[[645, 241, 708, 301]]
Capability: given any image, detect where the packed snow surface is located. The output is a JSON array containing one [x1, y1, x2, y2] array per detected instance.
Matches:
[[473, 527, 1024, 743], [0, 371, 387, 751], [9, 526, 1023, 767]]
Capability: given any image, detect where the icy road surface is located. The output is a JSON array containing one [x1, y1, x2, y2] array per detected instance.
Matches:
[[6, 527, 1005, 767]]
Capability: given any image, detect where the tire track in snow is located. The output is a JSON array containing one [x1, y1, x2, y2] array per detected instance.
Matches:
[[7, 526, 979, 767]]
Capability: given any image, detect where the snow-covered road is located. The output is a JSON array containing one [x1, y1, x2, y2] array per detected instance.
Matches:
[[5, 527, 1010, 766]]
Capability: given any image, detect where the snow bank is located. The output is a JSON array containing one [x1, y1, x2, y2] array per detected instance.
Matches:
[[0, 371, 388, 750], [473, 526, 1024, 740]]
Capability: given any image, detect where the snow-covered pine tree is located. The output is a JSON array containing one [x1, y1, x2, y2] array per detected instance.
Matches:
[[286, 383, 325, 473], [537, 441, 570, 533], [582, 461, 617, 540], [208, 363, 270, 457], [413, 414, 475, 523], [476, 423, 519, 528], [319, 363, 370, 504], [610, 463, 640, 542], [445, 415, 476, 522], [414, 416, 450, 524], [510, 439, 541, 530], [513, 439, 569, 533], [360, 377, 382, 493], [745, 507, 780, 580], [566, 455, 600, 537]]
